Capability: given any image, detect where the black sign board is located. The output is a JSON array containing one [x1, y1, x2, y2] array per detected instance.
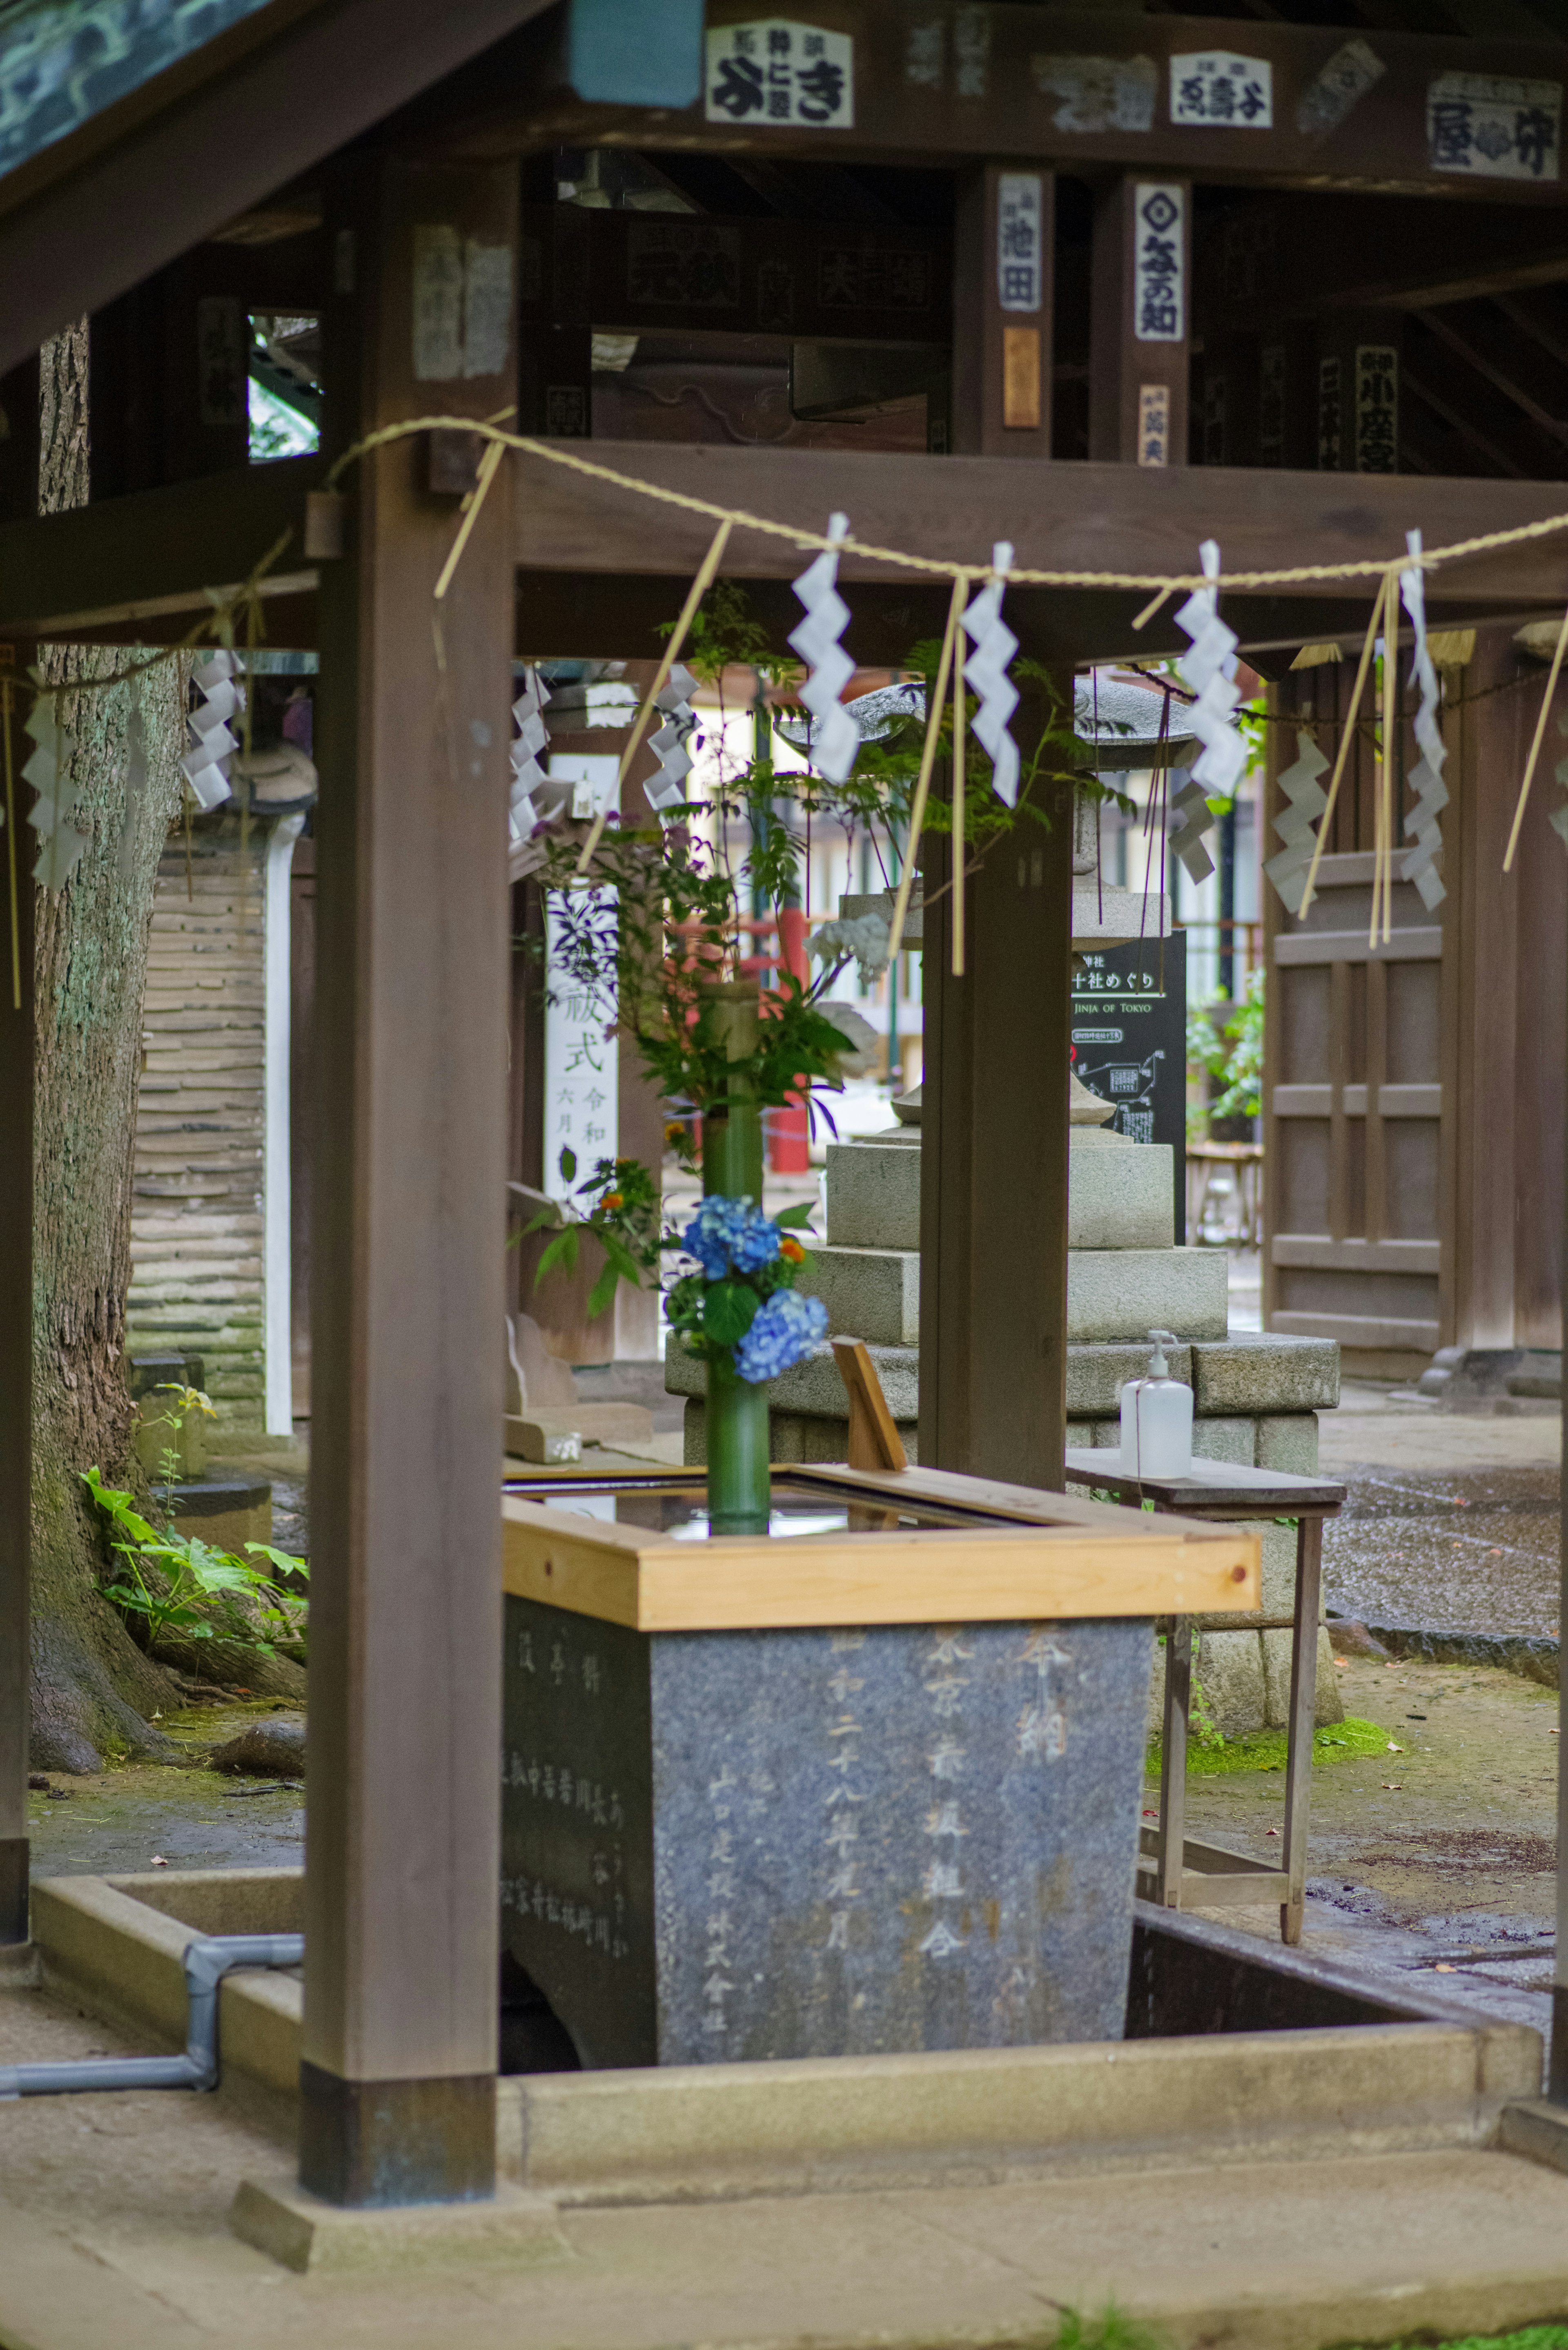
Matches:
[[1069, 933, 1186, 1239]]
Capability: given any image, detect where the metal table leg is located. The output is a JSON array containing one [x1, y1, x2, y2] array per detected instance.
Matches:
[[1158, 1617, 1192, 1908], [1280, 1515, 1323, 1946]]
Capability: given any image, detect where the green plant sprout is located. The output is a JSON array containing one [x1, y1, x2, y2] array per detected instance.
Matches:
[[82, 1467, 309, 1663]]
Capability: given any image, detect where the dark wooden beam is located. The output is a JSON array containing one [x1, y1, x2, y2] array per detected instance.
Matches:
[[503, 438, 1568, 601], [0, 708, 32, 1944], [408, 6, 1568, 208], [0, 0, 557, 379], [0, 456, 324, 637], [1200, 192, 1568, 339], [514, 566, 1555, 670], [303, 147, 516, 2207], [1414, 300, 1568, 448], [521, 202, 951, 344], [1405, 313, 1561, 475]]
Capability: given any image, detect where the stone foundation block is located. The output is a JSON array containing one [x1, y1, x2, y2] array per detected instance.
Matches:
[[1256, 1413, 1322, 1474], [798, 1245, 920, 1347], [1067, 1248, 1229, 1343], [665, 1340, 918, 1422], [1192, 1419, 1255, 1467], [1194, 1630, 1267, 1738], [824, 1137, 920, 1250], [1067, 1345, 1193, 1418], [1190, 1334, 1339, 1414], [1068, 1134, 1174, 1250], [1263, 1625, 1345, 1729]]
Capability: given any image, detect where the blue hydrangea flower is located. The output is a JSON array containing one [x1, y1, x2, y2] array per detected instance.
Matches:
[[681, 1195, 781, 1280], [734, 1289, 829, 1385]]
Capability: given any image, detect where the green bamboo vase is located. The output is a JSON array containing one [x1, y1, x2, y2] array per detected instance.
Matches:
[[701, 981, 771, 1538]]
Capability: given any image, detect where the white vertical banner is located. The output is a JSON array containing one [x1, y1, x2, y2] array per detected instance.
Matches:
[[544, 894, 619, 1201], [1131, 184, 1185, 342], [996, 172, 1045, 312]]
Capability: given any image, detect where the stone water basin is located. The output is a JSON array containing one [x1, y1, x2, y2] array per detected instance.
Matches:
[[499, 1464, 1258, 2070]]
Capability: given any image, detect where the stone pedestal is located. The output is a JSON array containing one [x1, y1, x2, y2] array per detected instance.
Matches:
[[667, 1098, 1343, 1737], [501, 1592, 1150, 2067]]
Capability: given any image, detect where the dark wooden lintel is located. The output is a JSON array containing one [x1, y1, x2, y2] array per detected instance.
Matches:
[[405, 5, 1568, 210]]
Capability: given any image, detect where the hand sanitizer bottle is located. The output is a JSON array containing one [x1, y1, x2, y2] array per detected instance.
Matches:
[[1119, 1329, 1194, 1477]]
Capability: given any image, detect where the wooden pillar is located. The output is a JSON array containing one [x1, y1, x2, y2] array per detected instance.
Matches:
[[0, 697, 32, 1944], [951, 164, 1053, 457], [305, 152, 517, 2206], [1089, 175, 1190, 467], [919, 706, 1072, 1487]]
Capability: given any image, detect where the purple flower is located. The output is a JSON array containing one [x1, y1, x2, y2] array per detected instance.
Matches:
[[734, 1289, 829, 1384]]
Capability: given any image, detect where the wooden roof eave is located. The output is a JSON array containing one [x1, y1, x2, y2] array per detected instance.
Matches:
[[0, 0, 559, 380]]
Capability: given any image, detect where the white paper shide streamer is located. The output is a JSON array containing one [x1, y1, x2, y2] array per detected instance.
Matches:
[[183, 652, 240, 812], [788, 513, 858, 785], [962, 541, 1020, 808], [1264, 731, 1330, 914], [644, 664, 700, 816], [510, 666, 551, 841], [24, 681, 89, 890], [1172, 539, 1247, 882], [1397, 527, 1448, 911]]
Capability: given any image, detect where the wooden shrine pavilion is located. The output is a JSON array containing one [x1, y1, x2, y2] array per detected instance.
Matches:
[[4, 0, 1568, 2210]]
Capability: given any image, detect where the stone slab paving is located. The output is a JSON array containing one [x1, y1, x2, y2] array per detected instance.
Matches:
[[6, 1971, 1568, 2350]]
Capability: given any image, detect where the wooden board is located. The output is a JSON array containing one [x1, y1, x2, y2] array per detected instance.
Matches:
[[415, 6, 1568, 211], [1063, 1448, 1347, 1514], [500, 1492, 1260, 1631]]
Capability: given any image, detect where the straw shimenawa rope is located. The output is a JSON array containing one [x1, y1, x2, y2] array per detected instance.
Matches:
[[322, 414, 1568, 594]]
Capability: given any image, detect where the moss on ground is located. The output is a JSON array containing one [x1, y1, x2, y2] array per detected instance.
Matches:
[[1339, 2330, 1568, 2350], [1148, 1713, 1390, 1777]]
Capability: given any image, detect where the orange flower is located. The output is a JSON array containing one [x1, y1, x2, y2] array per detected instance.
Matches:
[[780, 1235, 805, 1263], [602, 1192, 624, 1212]]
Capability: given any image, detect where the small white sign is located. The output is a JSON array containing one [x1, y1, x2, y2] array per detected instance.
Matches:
[[1137, 383, 1170, 468], [1132, 183, 1185, 343], [1427, 72, 1560, 181], [1354, 344, 1398, 475], [1032, 52, 1156, 135], [1296, 38, 1385, 136], [705, 20, 853, 128], [1170, 51, 1272, 128], [544, 890, 618, 1202], [996, 172, 1045, 313]]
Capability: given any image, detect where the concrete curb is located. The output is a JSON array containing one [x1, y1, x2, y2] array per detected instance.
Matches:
[[1361, 1621, 1560, 1685], [29, 1871, 301, 2100], [501, 2021, 1539, 2205]]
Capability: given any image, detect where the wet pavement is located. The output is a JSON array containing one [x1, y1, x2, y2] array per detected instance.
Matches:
[[1323, 1465, 1560, 1639]]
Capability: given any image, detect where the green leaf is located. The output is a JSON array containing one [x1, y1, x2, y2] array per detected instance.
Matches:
[[244, 1544, 310, 1583], [703, 1280, 760, 1347], [559, 1145, 577, 1184], [534, 1225, 579, 1286], [772, 1202, 817, 1231], [585, 1260, 622, 1322], [597, 1229, 644, 1285], [517, 1206, 562, 1239]]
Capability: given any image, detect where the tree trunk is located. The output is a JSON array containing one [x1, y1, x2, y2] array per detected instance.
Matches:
[[27, 326, 255, 1770]]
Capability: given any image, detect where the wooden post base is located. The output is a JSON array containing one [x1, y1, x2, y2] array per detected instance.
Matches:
[[297, 2061, 496, 2207], [0, 1837, 27, 1945]]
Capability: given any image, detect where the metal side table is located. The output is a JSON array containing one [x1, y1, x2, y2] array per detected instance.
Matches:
[[1063, 1449, 1347, 1946]]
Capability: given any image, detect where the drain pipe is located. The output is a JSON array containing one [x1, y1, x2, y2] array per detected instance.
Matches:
[[0, 1933, 303, 2099]]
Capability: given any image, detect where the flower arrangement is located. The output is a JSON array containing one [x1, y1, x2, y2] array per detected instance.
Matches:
[[665, 1197, 828, 1384]]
